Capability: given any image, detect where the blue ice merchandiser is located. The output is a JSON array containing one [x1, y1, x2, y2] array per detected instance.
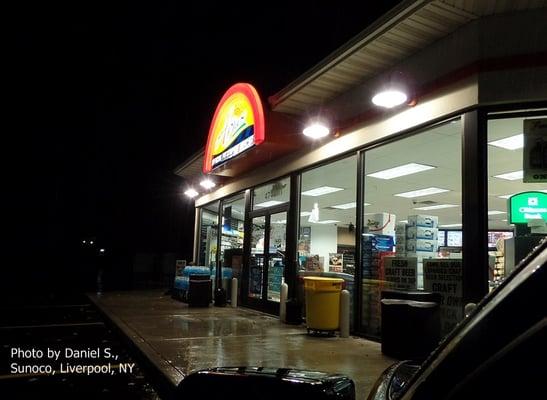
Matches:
[[173, 266, 211, 301]]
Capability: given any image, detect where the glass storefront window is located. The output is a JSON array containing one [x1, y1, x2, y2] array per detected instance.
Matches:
[[298, 156, 357, 319], [487, 112, 547, 290], [197, 201, 220, 268], [220, 193, 245, 301], [362, 119, 463, 338], [252, 177, 290, 210]]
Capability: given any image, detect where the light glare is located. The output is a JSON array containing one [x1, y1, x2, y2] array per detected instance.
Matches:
[[372, 90, 408, 108], [184, 188, 199, 198], [303, 123, 330, 139], [200, 179, 216, 189]]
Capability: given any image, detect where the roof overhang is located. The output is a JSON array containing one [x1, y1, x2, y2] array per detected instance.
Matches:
[[268, 0, 546, 115]]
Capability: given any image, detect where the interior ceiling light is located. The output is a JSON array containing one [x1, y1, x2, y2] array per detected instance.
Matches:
[[440, 223, 462, 228], [372, 89, 408, 108], [330, 202, 370, 209], [303, 123, 330, 139], [497, 193, 516, 199], [488, 210, 506, 215], [367, 163, 435, 180], [184, 188, 199, 198], [200, 178, 216, 189], [493, 170, 523, 181], [254, 200, 284, 208], [488, 134, 523, 150], [302, 186, 344, 196], [317, 220, 340, 224], [394, 187, 449, 198], [414, 204, 458, 211], [300, 211, 312, 216]]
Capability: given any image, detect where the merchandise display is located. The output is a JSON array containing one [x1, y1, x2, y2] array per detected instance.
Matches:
[[394, 215, 439, 288], [361, 233, 396, 337], [267, 259, 284, 302]]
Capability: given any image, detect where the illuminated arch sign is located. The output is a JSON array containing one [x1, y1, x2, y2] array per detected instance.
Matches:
[[509, 191, 547, 224], [203, 83, 265, 173]]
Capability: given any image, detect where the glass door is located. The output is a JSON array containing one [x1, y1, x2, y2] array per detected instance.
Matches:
[[267, 212, 287, 302], [245, 209, 288, 312], [249, 215, 266, 299]]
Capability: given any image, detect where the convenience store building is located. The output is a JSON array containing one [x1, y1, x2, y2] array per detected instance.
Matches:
[[175, 0, 547, 338]]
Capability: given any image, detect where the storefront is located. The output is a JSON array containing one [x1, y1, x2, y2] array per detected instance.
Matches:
[[175, 2, 547, 339]]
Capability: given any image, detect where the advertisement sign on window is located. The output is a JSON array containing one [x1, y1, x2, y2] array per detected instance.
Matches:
[[523, 118, 547, 183]]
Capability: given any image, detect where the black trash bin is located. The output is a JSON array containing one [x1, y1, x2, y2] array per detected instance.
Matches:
[[380, 290, 441, 360], [188, 274, 212, 307]]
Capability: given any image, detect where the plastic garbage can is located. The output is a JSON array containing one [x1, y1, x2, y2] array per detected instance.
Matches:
[[380, 290, 441, 360], [188, 274, 212, 307], [303, 277, 344, 333]]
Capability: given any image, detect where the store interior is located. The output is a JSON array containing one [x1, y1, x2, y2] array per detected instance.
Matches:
[[198, 116, 545, 301]]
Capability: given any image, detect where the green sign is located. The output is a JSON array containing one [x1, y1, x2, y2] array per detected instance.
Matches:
[[509, 192, 547, 224]]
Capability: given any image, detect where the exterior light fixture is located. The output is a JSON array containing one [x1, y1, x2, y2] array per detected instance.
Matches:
[[99, 248, 105, 253], [372, 89, 408, 108], [184, 188, 199, 198], [303, 123, 330, 139], [200, 178, 216, 189], [90, 240, 94, 245]]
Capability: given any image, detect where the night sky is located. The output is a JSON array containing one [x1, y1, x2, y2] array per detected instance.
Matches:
[[11, 1, 402, 293]]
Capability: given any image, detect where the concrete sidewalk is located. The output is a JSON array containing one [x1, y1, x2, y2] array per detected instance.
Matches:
[[89, 290, 395, 398]]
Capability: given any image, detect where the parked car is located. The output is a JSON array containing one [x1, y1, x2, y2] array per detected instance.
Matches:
[[368, 237, 546, 400]]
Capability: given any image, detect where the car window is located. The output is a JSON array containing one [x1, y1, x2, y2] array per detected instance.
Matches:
[[400, 239, 545, 400], [444, 318, 544, 399]]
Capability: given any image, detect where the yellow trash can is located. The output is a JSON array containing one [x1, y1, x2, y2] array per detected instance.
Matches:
[[303, 277, 344, 333]]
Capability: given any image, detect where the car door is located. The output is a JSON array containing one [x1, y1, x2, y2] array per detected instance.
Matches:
[[396, 239, 546, 400]]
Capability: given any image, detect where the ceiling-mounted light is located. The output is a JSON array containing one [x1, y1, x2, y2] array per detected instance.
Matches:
[[394, 187, 449, 198], [493, 170, 523, 181], [488, 210, 506, 215], [200, 178, 216, 189], [302, 186, 344, 196], [367, 163, 435, 180], [488, 134, 523, 150], [184, 188, 199, 198], [254, 200, 284, 208], [303, 123, 330, 139], [372, 89, 408, 108], [414, 204, 458, 211]]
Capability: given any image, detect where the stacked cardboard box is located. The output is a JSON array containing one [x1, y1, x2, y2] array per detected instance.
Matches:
[[395, 222, 407, 255], [405, 215, 439, 289]]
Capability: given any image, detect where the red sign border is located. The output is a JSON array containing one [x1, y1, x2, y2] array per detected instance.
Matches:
[[203, 83, 265, 173]]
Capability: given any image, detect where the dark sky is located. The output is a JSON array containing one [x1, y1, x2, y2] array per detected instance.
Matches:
[[13, 1, 402, 267]]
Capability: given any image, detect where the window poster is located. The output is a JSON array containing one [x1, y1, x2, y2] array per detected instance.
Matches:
[[329, 253, 343, 272]]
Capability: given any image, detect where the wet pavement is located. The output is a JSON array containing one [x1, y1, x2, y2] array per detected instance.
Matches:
[[89, 290, 396, 398], [0, 294, 160, 399]]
